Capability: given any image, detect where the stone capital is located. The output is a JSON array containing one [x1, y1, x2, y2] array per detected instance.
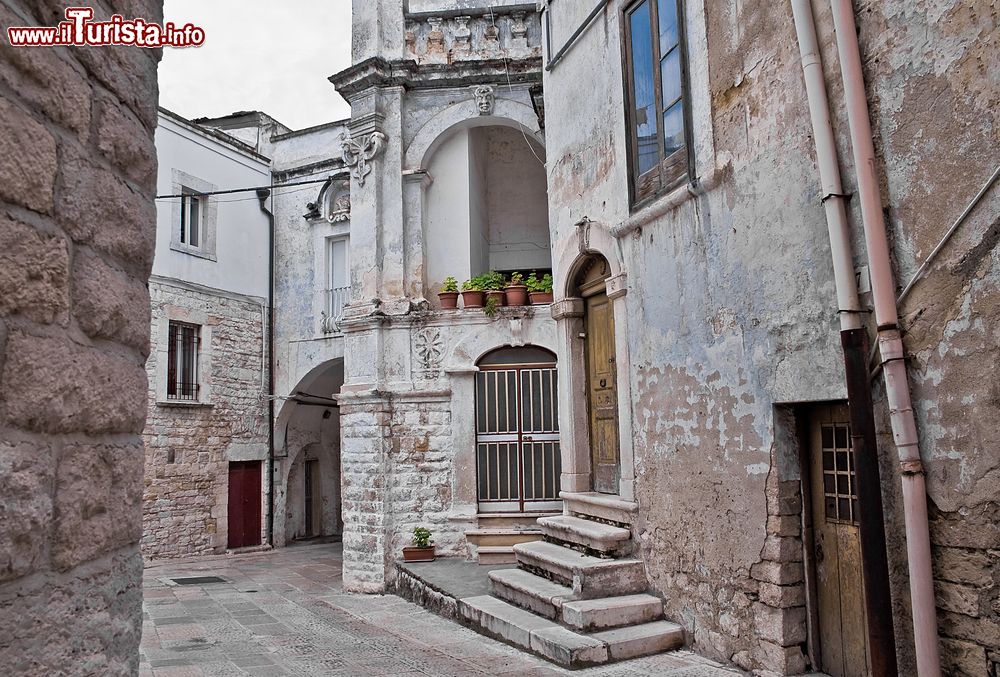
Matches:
[[550, 297, 584, 320], [606, 272, 628, 300]]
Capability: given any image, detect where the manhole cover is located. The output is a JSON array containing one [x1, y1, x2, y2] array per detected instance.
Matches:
[[170, 576, 227, 585]]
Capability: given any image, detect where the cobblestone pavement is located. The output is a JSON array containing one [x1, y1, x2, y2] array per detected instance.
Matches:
[[141, 542, 744, 677]]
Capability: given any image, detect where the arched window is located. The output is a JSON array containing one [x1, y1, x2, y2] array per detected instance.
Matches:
[[475, 346, 561, 513]]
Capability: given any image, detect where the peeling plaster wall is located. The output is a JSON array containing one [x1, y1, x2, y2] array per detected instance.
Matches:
[[543, 0, 998, 674]]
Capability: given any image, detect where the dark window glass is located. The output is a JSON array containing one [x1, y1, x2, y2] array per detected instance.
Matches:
[[167, 322, 200, 400]]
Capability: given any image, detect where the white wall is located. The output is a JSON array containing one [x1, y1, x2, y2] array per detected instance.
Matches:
[[153, 113, 271, 298], [426, 128, 474, 286]]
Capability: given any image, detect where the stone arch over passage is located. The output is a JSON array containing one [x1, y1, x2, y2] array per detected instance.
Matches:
[[474, 345, 562, 514], [273, 358, 344, 547]]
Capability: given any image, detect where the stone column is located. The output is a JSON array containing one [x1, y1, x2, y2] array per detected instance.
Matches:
[[447, 367, 479, 520], [551, 298, 591, 494], [606, 272, 636, 501], [0, 1, 162, 671], [338, 392, 393, 593]]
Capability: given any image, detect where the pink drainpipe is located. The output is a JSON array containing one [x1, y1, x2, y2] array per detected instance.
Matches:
[[829, 1, 942, 674]]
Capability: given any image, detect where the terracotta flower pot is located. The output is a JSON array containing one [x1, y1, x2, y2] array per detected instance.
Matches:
[[505, 284, 528, 306], [461, 290, 484, 308], [438, 291, 459, 309], [402, 546, 436, 562], [486, 290, 505, 307], [529, 291, 553, 305]]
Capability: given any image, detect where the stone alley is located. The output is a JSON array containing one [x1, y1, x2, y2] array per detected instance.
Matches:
[[140, 543, 745, 677]]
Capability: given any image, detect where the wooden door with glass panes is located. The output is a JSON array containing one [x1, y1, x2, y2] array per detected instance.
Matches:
[[808, 404, 870, 676]]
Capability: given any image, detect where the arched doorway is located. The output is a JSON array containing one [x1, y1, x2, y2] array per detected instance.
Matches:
[[274, 358, 344, 546], [574, 255, 620, 495], [475, 346, 561, 513]]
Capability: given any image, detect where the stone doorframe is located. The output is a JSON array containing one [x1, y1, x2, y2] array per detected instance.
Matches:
[[552, 220, 637, 501]]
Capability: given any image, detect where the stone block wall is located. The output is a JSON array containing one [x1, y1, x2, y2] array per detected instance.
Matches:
[[141, 280, 268, 560], [0, 0, 161, 673]]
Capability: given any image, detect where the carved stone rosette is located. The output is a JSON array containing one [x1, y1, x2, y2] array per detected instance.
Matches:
[[340, 131, 387, 186], [413, 328, 445, 377]]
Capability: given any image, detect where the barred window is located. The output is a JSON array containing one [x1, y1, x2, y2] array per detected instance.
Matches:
[[167, 322, 200, 400], [623, 0, 692, 206]]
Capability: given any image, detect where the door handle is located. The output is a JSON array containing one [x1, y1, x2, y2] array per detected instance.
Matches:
[[600, 378, 607, 387]]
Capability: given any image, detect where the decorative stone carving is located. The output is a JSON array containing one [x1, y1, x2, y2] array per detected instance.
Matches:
[[427, 16, 445, 54], [329, 194, 351, 222], [511, 12, 528, 49], [340, 131, 387, 187], [414, 328, 445, 374], [473, 85, 495, 116], [453, 16, 471, 53]]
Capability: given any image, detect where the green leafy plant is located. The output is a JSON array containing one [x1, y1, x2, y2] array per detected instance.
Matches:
[[441, 276, 458, 292], [412, 526, 433, 548], [483, 295, 501, 318], [508, 271, 525, 286], [461, 277, 482, 292], [482, 271, 506, 291], [526, 272, 553, 293]]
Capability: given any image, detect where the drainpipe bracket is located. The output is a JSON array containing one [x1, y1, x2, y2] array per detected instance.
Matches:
[[900, 459, 925, 476]]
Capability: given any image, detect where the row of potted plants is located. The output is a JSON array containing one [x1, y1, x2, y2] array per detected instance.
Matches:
[[438, 271, 554, 311]]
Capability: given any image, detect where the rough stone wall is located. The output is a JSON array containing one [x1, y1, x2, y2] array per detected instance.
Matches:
[[141, 280, 268, 560], [0, 0, 161, 673], [542, 0, 997, 674]]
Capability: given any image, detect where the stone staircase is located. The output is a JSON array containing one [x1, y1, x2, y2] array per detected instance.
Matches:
[[457, 492, 684, 668], [465, 513, 554, 564]]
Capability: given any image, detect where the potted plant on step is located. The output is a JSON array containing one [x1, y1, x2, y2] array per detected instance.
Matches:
[[403, 526, 435, 562], [505, 272, 528, 307], [461, 276, 484, 308], [438, 276, 459, 309], [527, 272, 554, 305]]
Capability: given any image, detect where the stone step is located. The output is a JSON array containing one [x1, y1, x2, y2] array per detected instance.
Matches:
[[489, 568, 575, 619], [591, 620, 685, 660], [561, 594, 663, 631], [513, 541, 647, 598], [560, 492, 639, 526], [537, 515, 630, 554], [477, 512, 560, 531], [465, 529, 543, 548], [457, 595, 682, 668], [477, 546, 517, 565]]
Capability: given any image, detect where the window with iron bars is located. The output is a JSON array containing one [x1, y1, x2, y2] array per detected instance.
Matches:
[[167, 321, 200, 400]]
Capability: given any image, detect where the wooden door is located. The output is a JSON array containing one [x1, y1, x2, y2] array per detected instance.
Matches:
[[227, 461, 262, 549], [585, 292, 620, 494], [808, 404, 870, 676], [304, 459, 321, 537]]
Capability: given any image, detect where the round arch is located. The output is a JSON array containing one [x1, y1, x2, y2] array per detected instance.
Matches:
[[552, 220, 624, 301], [405, 95, 543, 171]]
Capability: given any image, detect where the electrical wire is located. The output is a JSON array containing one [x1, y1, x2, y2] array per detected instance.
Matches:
[[488, 3, 546, 167]]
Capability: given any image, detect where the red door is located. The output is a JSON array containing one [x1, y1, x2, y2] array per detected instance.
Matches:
[[227, 461, 262, 549]]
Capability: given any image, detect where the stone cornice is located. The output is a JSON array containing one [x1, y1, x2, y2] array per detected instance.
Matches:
[[329, 56, 542, 99]]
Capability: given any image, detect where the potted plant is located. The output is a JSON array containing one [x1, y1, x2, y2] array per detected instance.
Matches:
[[402, 526, 435, 562], [505, 272, 528, 307], [483, 271, 507, 309], [461, 277, 484, 308], [438, 276, 459, 309], [527, 272, 554, 305]]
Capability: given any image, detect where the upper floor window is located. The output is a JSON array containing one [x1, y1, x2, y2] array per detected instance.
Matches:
[[180, 188, 203, 248], [624, 0, 691, 206], [321, 236, 350, 334], [167, 321, 200, 401]]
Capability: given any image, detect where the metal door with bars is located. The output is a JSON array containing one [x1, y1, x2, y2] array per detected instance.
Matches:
[[476, 349, 561, 513]]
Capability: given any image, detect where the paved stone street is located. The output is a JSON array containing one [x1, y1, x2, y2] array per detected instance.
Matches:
[[141, 543, 744, 676]]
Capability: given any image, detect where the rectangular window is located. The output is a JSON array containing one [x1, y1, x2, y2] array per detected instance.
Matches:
[[167, 321, 200, 400], [624, 0, 691, 205], [322, 237, 350, 333], [180, 188, 202, 248]]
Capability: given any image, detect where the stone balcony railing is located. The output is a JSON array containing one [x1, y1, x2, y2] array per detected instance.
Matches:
[[403, 6, 543, 64]]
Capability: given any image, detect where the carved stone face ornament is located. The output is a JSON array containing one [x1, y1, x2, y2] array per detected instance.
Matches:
[[473, 85, 495, 116]]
